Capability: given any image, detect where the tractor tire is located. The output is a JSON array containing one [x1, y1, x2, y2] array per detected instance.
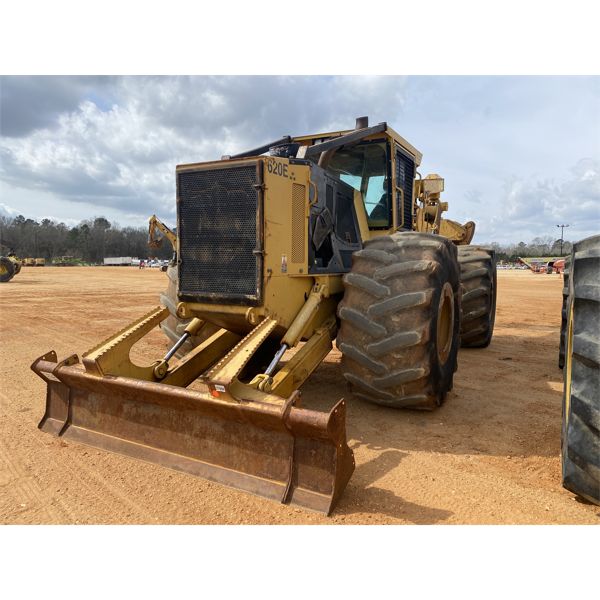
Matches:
[[457, 245, 497, 348], [561, 235, 600, 505], [337, 231, 461, 410], [159, 265, 219, 358], [0, 257, 16, 283], [558, 257, 570, 369]]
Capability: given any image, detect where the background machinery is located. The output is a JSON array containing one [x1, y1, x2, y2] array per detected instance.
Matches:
[[53, 255, 78, 266], [0, 252, 22, 283], [33, 118, 497, 513], [148, 214, 178, 272], [559, 234, 599, 505]]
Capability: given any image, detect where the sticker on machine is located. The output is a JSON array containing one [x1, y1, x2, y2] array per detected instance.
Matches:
[[281, 254, 288, 273]]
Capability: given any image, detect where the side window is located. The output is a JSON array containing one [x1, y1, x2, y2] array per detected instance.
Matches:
[[339, 173, 361, 190], [328, 141, 390, 229], [364, 174, 388, 226]]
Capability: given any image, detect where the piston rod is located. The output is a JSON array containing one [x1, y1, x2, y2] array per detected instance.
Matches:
[[164, 331, 191, 362], [265, 344, 288, 376], [154, 317, 205, 379]]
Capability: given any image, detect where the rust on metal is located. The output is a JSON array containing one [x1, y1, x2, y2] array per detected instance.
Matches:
[[32, 351, 355, 514]]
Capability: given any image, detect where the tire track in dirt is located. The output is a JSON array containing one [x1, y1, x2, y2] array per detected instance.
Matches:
[[55, 451, 156, 523], [0, 391, 80, 523], [0, 390, 154, 524], [3, 267, 599, 524], [8, 295, 164, 368], [0, 439, 63, 522]]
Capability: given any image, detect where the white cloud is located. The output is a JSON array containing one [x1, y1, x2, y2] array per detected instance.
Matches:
[[0, 201, 18, 217], [0, 76, 598, 242], [0, 76, 410, 225], [480, 158, 600, 243]]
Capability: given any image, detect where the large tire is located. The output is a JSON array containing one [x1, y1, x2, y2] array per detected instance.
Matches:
[[159, 265, 219, 357], [0, 256, 16, 283], [561, 235, 600, 505], [457, 245, 497, 348], [337, 231, 461, 410], [558, 257, 570, 369]]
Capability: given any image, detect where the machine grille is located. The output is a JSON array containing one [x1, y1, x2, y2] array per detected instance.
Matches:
[[177, 163, 262, 304], [291, 183, 306, 263], [396, 149, 415, 230]]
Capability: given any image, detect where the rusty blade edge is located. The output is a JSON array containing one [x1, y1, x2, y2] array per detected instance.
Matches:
[[32, 351, 355, 515], [38, 416, 344, 514], [53, 424, 337, 513]]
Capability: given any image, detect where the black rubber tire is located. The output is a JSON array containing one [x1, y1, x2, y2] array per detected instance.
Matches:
[[0, 256, 16, 283], [337, 231, 461, 410], [457, 245, 497, 348], [159, 265, 219, 358], [558, 257, 570, 369], [561, 235, 600, 505]]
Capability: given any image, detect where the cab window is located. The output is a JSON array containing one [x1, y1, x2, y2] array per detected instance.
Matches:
[[327, 141, 390, 228]]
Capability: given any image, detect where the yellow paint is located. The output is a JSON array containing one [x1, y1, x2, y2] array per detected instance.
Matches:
[[148, 214, 177, 251], [164, 122, 480, 398]]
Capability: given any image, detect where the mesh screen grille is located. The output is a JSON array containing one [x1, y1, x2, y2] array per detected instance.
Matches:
[[396, 150, 415, 230], [291, 183, 305, 263], [177, 164, 261, 304]]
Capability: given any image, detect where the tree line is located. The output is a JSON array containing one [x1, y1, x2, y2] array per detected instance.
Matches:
[[0, 215, 172, 263], [488, 236, 573, 262], [0, 214, 573, 264]]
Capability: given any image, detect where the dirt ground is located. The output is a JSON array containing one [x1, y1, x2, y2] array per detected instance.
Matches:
[[0, 266, 598, 525]]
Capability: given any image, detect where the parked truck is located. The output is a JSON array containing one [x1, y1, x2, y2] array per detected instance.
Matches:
[[103, 257, 134, 266]]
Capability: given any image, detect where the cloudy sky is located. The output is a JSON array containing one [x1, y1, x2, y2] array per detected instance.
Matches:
[[0, 75, 598, 244]]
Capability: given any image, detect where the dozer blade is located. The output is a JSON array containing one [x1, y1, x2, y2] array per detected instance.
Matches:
[[32, 350, 355, 515]]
